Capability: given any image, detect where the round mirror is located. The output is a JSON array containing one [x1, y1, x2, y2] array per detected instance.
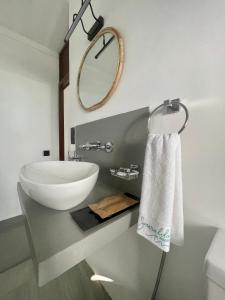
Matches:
[[77, 27, 124, 111]]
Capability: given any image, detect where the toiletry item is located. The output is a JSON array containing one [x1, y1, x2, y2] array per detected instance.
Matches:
[[68, 144, 76, 160], [69, 144, 76, 152]]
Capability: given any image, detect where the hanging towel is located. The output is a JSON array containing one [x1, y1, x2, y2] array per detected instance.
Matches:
[[137, 133, 183, 252]]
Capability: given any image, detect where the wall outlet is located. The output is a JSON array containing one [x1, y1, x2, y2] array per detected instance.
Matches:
[[43, 150, 50, 156]]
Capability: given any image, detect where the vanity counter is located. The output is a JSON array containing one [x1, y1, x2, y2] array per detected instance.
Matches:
[[18, 183, 139, 287]]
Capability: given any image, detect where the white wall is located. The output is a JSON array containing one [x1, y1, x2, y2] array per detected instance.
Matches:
[[65, 0, 225, 299], [0, 26, 59, 221]]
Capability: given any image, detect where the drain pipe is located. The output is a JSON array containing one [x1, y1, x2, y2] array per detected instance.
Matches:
[[151, 252, 167, 300]]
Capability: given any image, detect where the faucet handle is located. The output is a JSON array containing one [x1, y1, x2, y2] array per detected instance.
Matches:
[[79, 144, 86, 150], [105, 142, 114, 153]]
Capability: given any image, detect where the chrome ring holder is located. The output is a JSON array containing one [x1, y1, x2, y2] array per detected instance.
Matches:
[[148, 98, 189, 134]]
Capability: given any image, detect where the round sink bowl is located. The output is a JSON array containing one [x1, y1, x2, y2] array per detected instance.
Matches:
[[19, 161, 99, 210]]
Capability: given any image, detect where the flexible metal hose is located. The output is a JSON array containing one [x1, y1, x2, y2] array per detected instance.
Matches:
[[151, 252, 167, 300]]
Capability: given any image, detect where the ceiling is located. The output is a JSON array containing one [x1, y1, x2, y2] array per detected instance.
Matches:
[[0, 0, 69, 52]]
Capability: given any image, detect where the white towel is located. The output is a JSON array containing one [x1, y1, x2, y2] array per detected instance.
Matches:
[[137, 133, 183, 252]]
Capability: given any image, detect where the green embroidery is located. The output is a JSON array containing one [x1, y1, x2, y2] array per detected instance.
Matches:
[[138, 216, 170, 248]]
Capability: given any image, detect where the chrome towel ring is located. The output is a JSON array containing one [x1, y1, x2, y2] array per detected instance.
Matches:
[[148, 98, 189, 134]]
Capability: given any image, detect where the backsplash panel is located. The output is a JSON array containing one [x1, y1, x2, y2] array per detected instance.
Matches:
[[73, 107, 149, 205]]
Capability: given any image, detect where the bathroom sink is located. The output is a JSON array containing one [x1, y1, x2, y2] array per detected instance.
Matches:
[[19, 161, 99, 210]]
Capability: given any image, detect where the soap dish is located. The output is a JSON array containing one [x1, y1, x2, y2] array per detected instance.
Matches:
[[70, 193, 140, 231], [110, 164, 140, 181]]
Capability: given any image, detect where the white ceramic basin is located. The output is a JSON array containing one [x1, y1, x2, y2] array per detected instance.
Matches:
[[19, 161, 99, 210]]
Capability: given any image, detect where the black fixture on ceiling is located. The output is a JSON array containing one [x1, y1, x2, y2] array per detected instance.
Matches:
[[64, 0, 104, 43]]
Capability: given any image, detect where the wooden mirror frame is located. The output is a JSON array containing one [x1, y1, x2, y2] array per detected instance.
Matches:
[[77, 27, 124, 112]]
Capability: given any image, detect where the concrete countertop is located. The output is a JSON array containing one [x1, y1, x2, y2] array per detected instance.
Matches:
[[18, 183, 139, 286]]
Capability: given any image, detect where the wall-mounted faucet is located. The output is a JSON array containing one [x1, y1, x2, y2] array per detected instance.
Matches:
[[79, 141, 113, 153]]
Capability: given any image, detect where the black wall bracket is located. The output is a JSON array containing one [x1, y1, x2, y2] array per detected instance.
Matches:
[[64, 0, 104, 43], [87, 16, 104, 41]]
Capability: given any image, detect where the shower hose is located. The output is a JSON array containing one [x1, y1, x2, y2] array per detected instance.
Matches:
[[151, 251, 167, 300]]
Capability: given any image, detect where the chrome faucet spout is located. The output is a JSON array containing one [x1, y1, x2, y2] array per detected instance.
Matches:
[[78, 141, 113, 153]]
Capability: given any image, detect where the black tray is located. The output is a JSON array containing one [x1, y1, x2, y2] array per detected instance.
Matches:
[[70, 193, 140, 231]]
